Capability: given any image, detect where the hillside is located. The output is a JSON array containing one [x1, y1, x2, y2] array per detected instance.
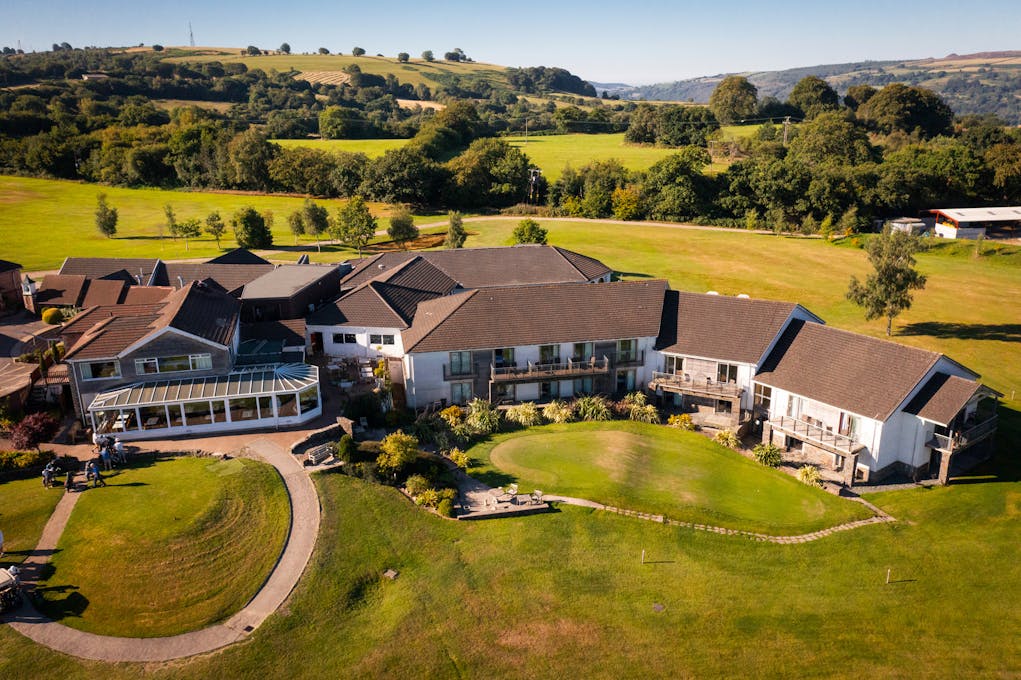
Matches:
[[600, 52, 1021, 123]]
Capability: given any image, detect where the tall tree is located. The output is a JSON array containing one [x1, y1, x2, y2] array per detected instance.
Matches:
[[846, 229, 927, 336], [397, 52, 410, 63], [205, 211, 225, 248], [177, 218, 202, 251], [279, 42, 291, 54], [164, 203, 177, 239], [444, 211, 467, 249], [352, 46, 366, 56], [231, 206, 273, 249], [709, 76, 758, 125], [287, 210, 305, 245], [421, 50, 434, 62], [787, 76, 840, 119], [857, 83, 954, 138], [333, 196, 376, 257], [94, 192, 117, 238], [387, 204, 419, 249], [302, 199, 329, 252], [512, 218, 548, 245]]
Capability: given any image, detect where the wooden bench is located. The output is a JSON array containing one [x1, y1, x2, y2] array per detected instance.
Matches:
[[306, 444, 333, 465]]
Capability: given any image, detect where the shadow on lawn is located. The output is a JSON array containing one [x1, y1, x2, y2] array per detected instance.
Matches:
[[951, 406, 1021, 485], [898, 322, 1021, 343], [471, 469, 516, 489], [35, 586, 89, 621]]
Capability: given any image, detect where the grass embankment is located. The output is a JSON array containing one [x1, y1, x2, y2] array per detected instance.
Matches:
[[0, 476, 63, 566], [0, 176, 437, 271], [35, 455, 289, 637], [469, 421, 871, 534], [5, 464, 1020, 677]]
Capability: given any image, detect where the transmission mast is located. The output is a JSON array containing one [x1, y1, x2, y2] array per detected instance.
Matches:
[[189, 22, 195, 47]]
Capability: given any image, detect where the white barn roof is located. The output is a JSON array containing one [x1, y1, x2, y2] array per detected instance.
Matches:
[[931, 207, 1021, 223]]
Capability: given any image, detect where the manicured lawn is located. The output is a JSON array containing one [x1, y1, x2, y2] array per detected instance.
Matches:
[[273, 137, 410, 157], [4, 462, 1020, 677], [0, 175, 442, 271], [469, 421, 871, 534], [502, 132, 688, 180], [34, 455, 289, 637], [0, 476, 63, 567]]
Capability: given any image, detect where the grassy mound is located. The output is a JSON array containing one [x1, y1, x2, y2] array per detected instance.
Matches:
[[36, 455, 289, 637]]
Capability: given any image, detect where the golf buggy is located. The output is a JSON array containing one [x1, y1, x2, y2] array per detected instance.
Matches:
[[0, 567, 23, 613]]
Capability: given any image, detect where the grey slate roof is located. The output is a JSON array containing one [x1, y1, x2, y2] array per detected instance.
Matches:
[[207, 248, 271, 265], [902, 373, 984, 426], [60, 257, 160, 283], [0, 259, 22, 274], [403, 280, 668, 353], [241, 264, 340, 300], [656, 291, 805, 365], [755, 320, 953, 421]]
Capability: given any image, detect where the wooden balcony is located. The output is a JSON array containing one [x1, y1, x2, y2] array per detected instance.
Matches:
[[927, 414, 998, 453], [490, 356, 610, 383], [649, 372, 743, 400], [769, 416, 863, 456]]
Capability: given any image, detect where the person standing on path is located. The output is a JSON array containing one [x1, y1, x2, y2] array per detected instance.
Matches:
[[64, 471, 75, 493], [88, 461, 106, 488], [100, 446, 112, 471]]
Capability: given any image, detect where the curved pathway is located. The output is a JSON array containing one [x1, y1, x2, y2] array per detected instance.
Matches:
[[543, 494, 894, 544], [5, 437, 320, 662]]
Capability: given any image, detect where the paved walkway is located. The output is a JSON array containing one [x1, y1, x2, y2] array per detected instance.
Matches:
[[5, 437, 321, 662]]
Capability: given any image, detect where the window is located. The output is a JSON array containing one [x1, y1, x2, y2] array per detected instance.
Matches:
[[168, 404, 185, 428], [258, 396, 273, 419], [211, 399, 227, 423], [276, 393, 298, 417], [540, 381, 559, 400], [81, 361, 120, 380], [717, 363, 738, 384], [839, 412, 860, 441], [451, 382, 472, 405], [135, 358, 158, 375], [159, 355, 192, 372], [230, 397, 259, 422], [665, 355, 684, 375], [787, 395, 802, 419], [333, 333, 357, 344], [753, 384, 772, 411], [617, 339, 637, 363], [572, 342, 594, 362], [539, 344, 560, 365], [574, 377, 593, 395], [369, 334, 395, 345], [183, 401, 212, 425], [616, 369, 635, 393], [493, 347, 514, 368], [449, 351, 473, 376], [494, 383, 515, 402], [134, 354, 212, 375], [298, 386, 319, 414], [140, 405, 168, 430]]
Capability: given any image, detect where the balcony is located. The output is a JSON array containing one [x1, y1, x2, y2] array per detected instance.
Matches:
[[490, 356, 611, 383], [612, 349, 646, 367], [443, 363, 478, 381], [927, 414, 998, 453], [649, 372, 743, 399], [769, 416, 863, 456]]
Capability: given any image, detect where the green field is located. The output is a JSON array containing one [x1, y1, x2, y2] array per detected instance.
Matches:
[[0, 476, 63, 567], [0, 176, 437, 271], [272, 137, 409, 157], [165, 51, 511, 90], [470, 422, 872, 534], [35, 456, 289, 637], [2, 463, 1019, 677]]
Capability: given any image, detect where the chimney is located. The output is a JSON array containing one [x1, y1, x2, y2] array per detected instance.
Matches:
[[21, 275, 37, 314]]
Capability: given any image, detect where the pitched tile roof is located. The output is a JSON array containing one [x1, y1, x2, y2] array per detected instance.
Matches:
[[656, 291, 804, 365], [403, 280, 668, 353], [64, 314, 161, 360], [0, 361, 37, 399], [755, 320, 946, 421], [59, 257, 160, 283], [80, 278, 128, 308], [0, 259, 22, 274], [340, 245, 611, 290], [207, 248, 270, 265], [121, 286, 174, 305], [155, 281, 240, 346], [36, 274, 88, 306], [156, 262, 274, 294], [240, 264, 341, 300], [902, 373, 983, 426], [241, 319, 306, 346]]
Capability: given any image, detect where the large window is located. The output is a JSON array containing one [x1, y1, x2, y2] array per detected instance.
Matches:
[[277, 393, 298, 417], [258, 396, 273, 418], [183, 401, 212, 425], [230, 397, 259, 422], [81, 361, 120, 380], [617, 339, 637, 363], [574, 377, 594, 395], [717, 362, 738, 384], [449, 351, 473, 376], [572, 342, 594, 362], [616, 369, 636, 393], [753, 383, 772, 411], [665, 355, 684, 375], [369, 334, 395, 345], [540, 381, 559, 400], [493, 347, 514, 368], [211, 399, 227, 423], [298, 386, 319, 414], [332, 333, 357, 344], [539, 344, 560, 365], [140, 405, 168, 430], [134, 354, 212, 375], [494, 383, 515, 402], [451, 382, 472, 405]]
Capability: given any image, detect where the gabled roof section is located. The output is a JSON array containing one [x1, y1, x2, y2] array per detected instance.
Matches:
[[656, 291, 801, 365], [0, 259, 22, 274], [552, 246, 612, 281], [755, 320, 945, 421], [902, 373, 995, 426], [156, 262, 274, 295], [403, 279, 668, 353], [60, 257, 160, 284], [36, 274, 88, 306], [80, 278, 128, 308], [207, 248, 271, 265], [240, 264, 340, 300], [155, 281, 240, 346], [373, 257, 459, 295], [64, 314, 161, 361]]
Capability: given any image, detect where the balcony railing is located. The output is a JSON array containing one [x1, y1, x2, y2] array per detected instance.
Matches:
[[612, 349, 646, 367], [769, 416, 862, 455], [443, 363, 478, 381], [649, 372, 743, 398], [927, 414, 999, 453], [491, 356, 610, 382]]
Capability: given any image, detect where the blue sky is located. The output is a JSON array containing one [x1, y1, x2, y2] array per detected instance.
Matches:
[[2, 0, 1018, 83]]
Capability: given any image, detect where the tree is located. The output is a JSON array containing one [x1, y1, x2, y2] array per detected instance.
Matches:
[[846, 229, 927, 336], [444, 137, 529, 208], [302, 199, 329, 251], [387, 204, 419, 248], [787, 76, 840, 119], [152, 44, 164, 52], [360, 147, 444, 205], [421, 50, 434, 62], [787, 112, 874, 167], [231, 206, 273, 249], [205, 212, 226, 248], [176, 218, 201, 251], [319, 105, 361, 140], [94, 192, 117, 238], [333, 196, 376, 256], [709, 75, 758, 125], [444, 211, 467, 249], [279, 42, 291, 54], [287, 210, 305, 245], [11, 412, 59, 450], [512, 218, 548, 245], [164, 203, 177, 239], [397, 52, 410, 63], [318, 47, 330, 55], [857, 83, 954, 139], [352, 46, 366, 56], [377, 430, 419, 476], [844, 84, 877, 111], [245, 45, 261, 56]]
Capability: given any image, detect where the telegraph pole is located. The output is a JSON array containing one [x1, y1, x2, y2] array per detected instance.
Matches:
[[782, 116, 791, 146]]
